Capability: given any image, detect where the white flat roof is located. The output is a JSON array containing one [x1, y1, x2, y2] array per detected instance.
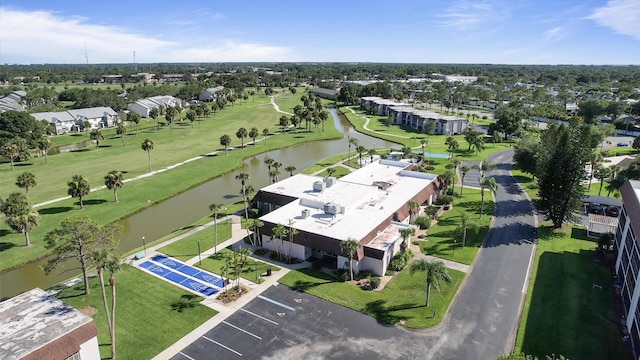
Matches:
[[259, 160, 436, 248]]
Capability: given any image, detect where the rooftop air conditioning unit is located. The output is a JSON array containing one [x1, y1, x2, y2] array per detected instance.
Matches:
[[301, 209, 310, 218], [313, 181, 326, 192], [323, 176, 337, 187]]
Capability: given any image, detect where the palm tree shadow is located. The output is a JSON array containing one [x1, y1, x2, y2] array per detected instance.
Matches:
[[0, 241, 16, 252], [39, 206, 73, 215], [363, 299, 413, 326]]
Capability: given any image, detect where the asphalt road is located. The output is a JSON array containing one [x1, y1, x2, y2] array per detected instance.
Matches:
[[426, 149, 537, 359]]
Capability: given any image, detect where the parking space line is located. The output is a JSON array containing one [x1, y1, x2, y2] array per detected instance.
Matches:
[[223, 321, 262, 340], [257, 295, 296, 311], [202, 336, 243, 357], [240, 308, 279, 325], [179, 352, 196, 360]]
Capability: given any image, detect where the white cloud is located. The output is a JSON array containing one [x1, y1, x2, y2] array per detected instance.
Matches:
[[437, 1, 495, 31], [544, 26, 566, 41], [0, 8, 296, 63], [588, 0, 640, 41]]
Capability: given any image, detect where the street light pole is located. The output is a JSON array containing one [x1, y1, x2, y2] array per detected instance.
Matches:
[[142, 236, 147, 254]]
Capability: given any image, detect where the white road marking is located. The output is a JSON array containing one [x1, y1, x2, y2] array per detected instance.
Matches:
[[222, 321, 262, 340], [258, 295, 296, 311], [240, 308, 279, 325], [179, 352, 196, 360], [202, 336, 242, 356], [522, 247, 536, 294]]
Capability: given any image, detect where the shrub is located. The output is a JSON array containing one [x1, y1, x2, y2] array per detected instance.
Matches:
[[334, 269, 349, 282], [482, 115, 487, 119], [254, 248, 268, 256], [435, 195, 454, 205], [369, 276, 381, 290], [357, 269, 374, 280], [426, 165, 435, 170], [311, 259, 324, 270], [385, 269, 396, 276], [415, 216, 431, 230], [389, 250, 414, 271]]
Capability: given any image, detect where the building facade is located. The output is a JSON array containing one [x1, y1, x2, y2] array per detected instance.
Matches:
[[254, 159, 441, 276], [615, 180, 640, 357]]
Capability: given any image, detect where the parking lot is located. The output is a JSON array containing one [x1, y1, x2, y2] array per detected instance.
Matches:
[[170, 285, 435, 360]]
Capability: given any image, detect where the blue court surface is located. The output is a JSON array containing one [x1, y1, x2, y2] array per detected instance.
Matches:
[[138, 261, 218, 296], [151, 254, 225, 288], [412, 151, 450, 159]]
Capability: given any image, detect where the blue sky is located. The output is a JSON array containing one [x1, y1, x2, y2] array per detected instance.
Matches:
[[1, 0, 639, 65]]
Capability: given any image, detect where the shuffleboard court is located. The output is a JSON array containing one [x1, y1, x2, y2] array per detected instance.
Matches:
[[152, 254, 225, 288], [139, 261, 218, 296]]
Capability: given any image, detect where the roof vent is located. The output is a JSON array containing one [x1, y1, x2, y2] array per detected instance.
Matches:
[[301, 209, 310, 218], [313, 181, 326, 192], [324, 203, 344, 215], [323, 176, 337, 187]]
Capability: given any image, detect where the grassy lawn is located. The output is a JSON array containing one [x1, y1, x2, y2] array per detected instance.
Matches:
[[316, 166, 351, 178], [0, 90, 343, 271], [279, 267, 464, 328], [510, 166, 538, 201], [196, 247, 280, 282], [515, 225, 624, 360], [300, 153, 349, 174], [157, 221, 232, 261], [419, 189, 494, 265], [56, 265, 217, 360]]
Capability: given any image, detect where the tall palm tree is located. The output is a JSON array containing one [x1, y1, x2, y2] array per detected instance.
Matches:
[[236, 172, 251, 231], [91, 248, 120, 359], [149, 107, 160, 131], [478, 160, 496, 178], [236, 127, 248, 148], [264, 157, 274, 175], [220, 134, 231, 155], [326, 167, 337, 177], [272, 162, 283, 182], [286, 219, 299, 262], [6, 207, 39, 247], [104, 170, 124, 202], [340, 238, 361, 281], [594, 166, 611, 197], [440, 170, 455, 195], [407, 199, 419, 224], [347, 136, 360, 165], [399, 227, 416, 253], [479, 176, 498, 219], [116, 123, 127, 146], [367, 148, 377, 163], [67, 174, 90, 210], [285, 165, 297, 177], [410, 259, 452, 307], [357, 145, 367, 167], [588, 152, 603, 190], [209, 203, 225, 253], [16, 172, 37, 199], [271, 224, 288, 261], [141, 138, 154, 171], [420, 138, 428, 159], [249, 127, 259, 146], [38, 138, 52, 164], [262, 128, 269, 144], [455, 212, 479, 249], [459, 165, 470, 197]]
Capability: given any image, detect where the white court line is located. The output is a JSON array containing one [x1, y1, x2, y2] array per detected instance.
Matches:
[[202, 336, 242, 357], [223, 321, 262, 340], [179, 352, 196, 360], [240, 308, 279, 325]]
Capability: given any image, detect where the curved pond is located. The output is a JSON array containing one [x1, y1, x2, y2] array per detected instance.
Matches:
[[1, 107, 399, 299]]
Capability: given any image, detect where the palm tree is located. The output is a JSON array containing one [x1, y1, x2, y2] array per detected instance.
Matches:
[[249, 127, 259, 146], [272, 162, 283, 182], [455, 212, 479, 249], [347, 136, 360, 165], [6, 207, 39, 247], [236, 172, 251, 231], [91, 248, 120, 359], [219, 134, 231, 155], [410, 259, 452, 307], [368, 148, 377, 163], [116, 123, 127, 146], [588, 152, 603, 190], [149, 107, 160, 131], [340, 238, 361, 281], [285, 165, 297, 177], [286, 219, 299, 262], [478, 160, 496, 178], [594, 166, 611, 197], [16, 172, 37, 199], [264, 157, 274, 173], [236, 127, 248, 148], [262, 128, 270, 144], [38, 138, 52, 164], [90, 129, 104, 149], [209, 203, 225, 253], [104, 170, 124, 202], [479, 176, 498, 219], [326, 167, 337, 177], [440, 170, 455, 195], [399, 227, 416, 253], [459, 165, 470, 197], [67, 174, 90, 210], [407, 199, 419, 224], [127, 112, 142, 136], [141, 138, 154, 171], [420, 138, 428, 158], [357, 145, 367, 167], [271, 224, 288, 261]]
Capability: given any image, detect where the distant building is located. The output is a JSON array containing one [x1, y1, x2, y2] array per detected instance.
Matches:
[[127, 95, 182, 118], [32, 107, 118, 135], [0, 288, 100, 360], [199, 86, 225, 102], [310, 88, 338, 100], [254, 159, 441, 276], [0, 90, 26, 112], [102, 75, 123, 84], [614, 180, 640, 357]]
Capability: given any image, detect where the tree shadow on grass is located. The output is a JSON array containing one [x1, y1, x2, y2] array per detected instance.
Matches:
[[70, 148, 91, 153], [0, 241, 16, 252], [39, 206, 73, 215], [171, 294, 200, 312], [82, 199, 107, 206], [363, 299, 414, 326]]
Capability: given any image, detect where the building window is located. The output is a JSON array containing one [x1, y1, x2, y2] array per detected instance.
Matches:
[[65, 352, 80, 360]]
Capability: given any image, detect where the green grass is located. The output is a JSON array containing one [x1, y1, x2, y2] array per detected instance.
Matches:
[[196, 247, 280, 282], [419, 189, 494, 265], [316, 166, 351, 178], [0, 90, 343, 271], [157, 222, 232, 261], [510, 166, 538, 201], [279, 267, 464, 328], [515, 225, 624, 360], [301, 153, 349, 174], [56, 265, 217, 360]]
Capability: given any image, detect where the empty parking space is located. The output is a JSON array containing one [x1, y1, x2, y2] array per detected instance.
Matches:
[[171, 285, 434, 359]]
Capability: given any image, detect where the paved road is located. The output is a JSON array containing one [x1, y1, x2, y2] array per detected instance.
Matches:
[[427, 149, 537, 360]]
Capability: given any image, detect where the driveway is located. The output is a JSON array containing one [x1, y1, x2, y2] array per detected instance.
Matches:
[[426, 149, 537, 359]]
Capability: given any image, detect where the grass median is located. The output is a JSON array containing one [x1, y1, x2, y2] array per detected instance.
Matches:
[[56, 265, 217, 360], [157, 221, 232, 262], [279, 266, 464, 328]]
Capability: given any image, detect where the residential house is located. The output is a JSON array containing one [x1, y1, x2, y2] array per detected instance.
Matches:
[[254, 159, 441, 276], [128, 95, 182, 118], [31, 111, 79, 135], [614, 180, 640, 358], [0, 90, 26, 112], [32, 107, 118, 135], [199, 86, 225, 102], [0, 288, 100, 360]]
